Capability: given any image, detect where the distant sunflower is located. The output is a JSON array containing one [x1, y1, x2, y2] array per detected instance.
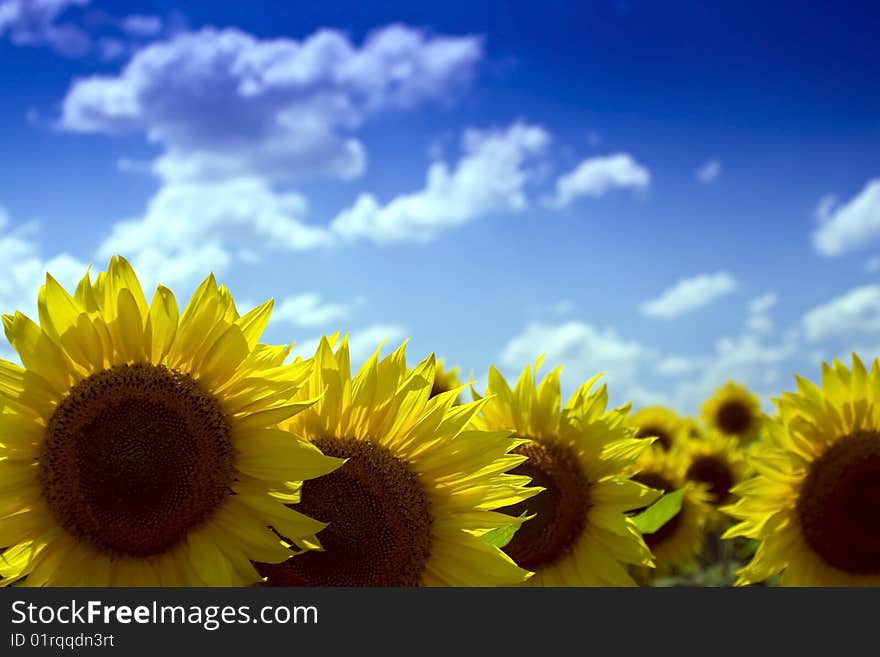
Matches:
[[628, 447, 712, 578], [256, 338, 537, 586], [430, 360, 462, 402], [0, 257, 342, 586], [682, 433, 747, 528], [680, 418, 705, 442], [702, 382, 763, 445], [472, 362, 660, 586], [631, 406, 682, 452], [724, 356, 880, 586]]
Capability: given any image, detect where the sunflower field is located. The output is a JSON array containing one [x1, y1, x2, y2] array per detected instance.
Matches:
[[1, 256, 877, 587]]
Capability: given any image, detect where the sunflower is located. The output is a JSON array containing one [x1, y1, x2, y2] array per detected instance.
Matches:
[[723, 355, 880, 586], [701, 381, 763, 445], [679, 417, 705, 442], [255, 337, 537, 586], [681, 433, 747, 529], [429, 359, 462, 402], [0, 257, 343, 586], [628, 447, 712, 579], [471, 362, 660, 586], [630, 406, 682, 452]]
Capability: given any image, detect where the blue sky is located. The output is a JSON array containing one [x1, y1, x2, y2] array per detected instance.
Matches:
[[1, 0, 879, 413]]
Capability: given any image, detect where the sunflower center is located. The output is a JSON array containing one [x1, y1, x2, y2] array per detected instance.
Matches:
[[258, 437, 432, 586], [796, 430, 880, 575], [498, 439, 590, 571], [686, 455, 734, 505], [40, 363, 234, 558], [630, 472, 681, 549], [715, 400, 752, 435], [636, 425, 672, 451]]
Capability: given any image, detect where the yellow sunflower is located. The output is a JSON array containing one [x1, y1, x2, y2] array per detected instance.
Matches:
[[628, 446, 712, 579], [0, 257, 343, 586], [429, 359, 462, 402], [630, 405, 682, 452], [255, 337, 537, 586], [681, 433, 748, 529], [471, 362, 660, 586], [679, 417, 705, 442], [701, 381, 763, 445], [723, 355, 880, 586]]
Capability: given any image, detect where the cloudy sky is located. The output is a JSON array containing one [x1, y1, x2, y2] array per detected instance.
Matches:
[[1, 0, 879, 413]]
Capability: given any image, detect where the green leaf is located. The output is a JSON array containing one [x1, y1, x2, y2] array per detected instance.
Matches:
[[482, 512, 530, 548], [631, 487, 687, 534]]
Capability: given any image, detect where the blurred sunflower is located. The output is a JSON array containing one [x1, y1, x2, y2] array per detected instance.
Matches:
[[631, 406, 682, 452], [472, 362, 659, 586], [682, 434, 748, 528], [256, 337, 537, 586], [701, 382, 763, 445], [723, 356, 880, 586], [628, 447, 712, 578], [430, 359, 462, 402], [0, 257, 343, 586], [680, 417, 705, 442]]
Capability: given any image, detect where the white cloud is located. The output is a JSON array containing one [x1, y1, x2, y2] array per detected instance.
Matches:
[[272, 293, 352, 328], [550, 299, 575, 316], [348, 323, 408, 365], [641, 271, 738, 319], [499, 320, 652, 396], [803, 284, 880, 341], [655, 355, 698, 376], [696, 159, 721, 184], [0, 207, 87, 319], [661, 332, 798, 414], [814, 194, 838, 223], [331, 122, 551, 243], [548, 153, 650, 209], [121, 14, 162, 37], [746, 314, 773, 334], [497, 310, 802, 414], [812, 179, 880, 256], [0, 0, 89, 56], [60, 24, 482, 184], [746, 292, 778, 334], [116, 157, 151, 174], [749, 292, 778, 315], [97, 177, 333, 289], [97, 37, 127, 60]]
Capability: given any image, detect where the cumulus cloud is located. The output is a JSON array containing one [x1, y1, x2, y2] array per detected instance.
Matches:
[[331, 122, 551, 243], [746, 292, 778, 334], [497, 306, 803, 414], [640, 271, 738, 319], [664, 332, 798, 413], [550, 299, 575, 316], [120, 14, 162, 37], [802, 284, 880, 341], [655, 355, 698, 376], [60, 24, 483, 183], [0, 0, 89, 55], [0, 206, 87, 320], [272, 293, 352, 328], [812, 179, 880, 256], [548, 153, 650, 208], [348, 323, 408, 365], [97, 177, 332, 289], [695, 159, 721, 184], [499, 320, 652, 397]]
